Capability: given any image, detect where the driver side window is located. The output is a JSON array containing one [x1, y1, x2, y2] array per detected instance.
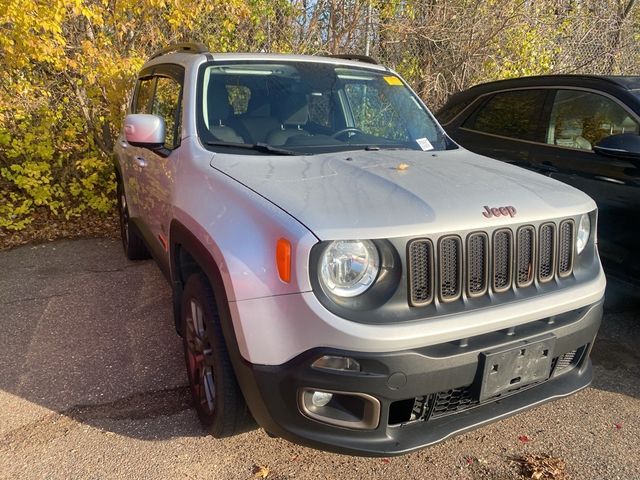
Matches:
[[133, 77, 155, 114], [151, 76, 182, 150]]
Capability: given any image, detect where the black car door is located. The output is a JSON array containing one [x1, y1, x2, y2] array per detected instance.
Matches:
[[448, 89, 550, 167], [530, 88, 640, 281]]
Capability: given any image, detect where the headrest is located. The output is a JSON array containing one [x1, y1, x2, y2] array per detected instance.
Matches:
[[207, 80, 232, 125], [276, 93, 309, 126]]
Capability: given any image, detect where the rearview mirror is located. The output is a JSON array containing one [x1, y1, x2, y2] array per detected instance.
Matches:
[[593, 133, 640, 164], [124, 114, 166, 149]]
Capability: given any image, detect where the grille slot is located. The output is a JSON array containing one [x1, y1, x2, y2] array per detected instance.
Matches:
[[516, 226, 535, 287], [467, 233, 488, 296], [438, 236, 462, 301], [538, 223, 556, 282], [408, 239, 434, 306], [492, 229, 513, 292], [558, 220, 574, 277], [555, 349, 577, 372], [431, 386, 477, 418]]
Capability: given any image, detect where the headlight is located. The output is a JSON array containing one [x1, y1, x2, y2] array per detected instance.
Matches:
[[576, 213, 591, 255], [319, 240, 380, 297]]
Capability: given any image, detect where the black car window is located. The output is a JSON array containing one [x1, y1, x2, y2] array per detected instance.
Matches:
[[546, 89, 639, 151], [152, 76, 182, 150], [437, 97, 475, 124], [133, 77, 155, 114], [464, 89, 546, 141]]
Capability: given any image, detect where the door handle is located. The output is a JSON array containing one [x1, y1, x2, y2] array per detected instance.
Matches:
[[134, 156, 148, 167], [594, 175, 625, 185]]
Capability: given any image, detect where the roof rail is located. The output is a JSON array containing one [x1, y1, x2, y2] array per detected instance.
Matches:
[[326, 54, 379, 65], [149, 42, 209, 60]]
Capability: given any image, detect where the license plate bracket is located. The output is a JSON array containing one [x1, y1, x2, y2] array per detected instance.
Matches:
[[477, 334, 555, 402]]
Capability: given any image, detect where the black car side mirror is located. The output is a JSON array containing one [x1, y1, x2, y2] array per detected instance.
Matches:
[[593, 133, 640, 166]]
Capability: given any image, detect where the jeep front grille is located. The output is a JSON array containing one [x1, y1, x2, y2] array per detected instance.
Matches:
[[492, 229, 513, 292], [466, 233, 488, 297], [407, 239, 434, 306], [558, 220, 574, 277], [438, 236, 462, 301], [538, 223, 555, 282], [408, 219, 575, 307], [516, 226, 535, 287]]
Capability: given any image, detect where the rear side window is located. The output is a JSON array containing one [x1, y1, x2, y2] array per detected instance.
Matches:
[[308, 92, 332, 128], [464, 90, 547, 141], [152, 76, 182, 150], [546, 89, 639, 150], [226, 85, 251, 114], [133, 77, 155, 114]]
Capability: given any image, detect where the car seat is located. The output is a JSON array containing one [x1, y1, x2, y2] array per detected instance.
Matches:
[[266, 93, 312, 146], [551, 118, 591, 150], [230, 94, 281, 144], [207, 82, 245, 143]]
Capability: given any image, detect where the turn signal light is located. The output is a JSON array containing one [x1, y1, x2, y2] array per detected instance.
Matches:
[[276, 238, 292, 283]]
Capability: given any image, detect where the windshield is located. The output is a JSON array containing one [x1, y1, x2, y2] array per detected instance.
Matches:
[[197, 61, 448, 154]]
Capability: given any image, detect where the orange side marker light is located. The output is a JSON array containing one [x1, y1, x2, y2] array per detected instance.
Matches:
[[276, 238, 292, 283]]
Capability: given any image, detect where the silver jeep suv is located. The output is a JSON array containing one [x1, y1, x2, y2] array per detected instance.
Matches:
[[114, 43, 605, 456]]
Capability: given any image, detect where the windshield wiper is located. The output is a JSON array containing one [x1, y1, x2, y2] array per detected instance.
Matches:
[[361, 145, 416, 151], [205, 141, 302, 156]]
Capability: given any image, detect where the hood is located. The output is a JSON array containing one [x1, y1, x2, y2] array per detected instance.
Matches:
[[209, 148, 596, 240]]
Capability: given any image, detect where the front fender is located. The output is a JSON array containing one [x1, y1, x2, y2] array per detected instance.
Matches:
[[170, 154, 318, 303]]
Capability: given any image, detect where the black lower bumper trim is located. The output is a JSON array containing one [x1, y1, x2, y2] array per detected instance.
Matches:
[[232, 300, 602, 456]]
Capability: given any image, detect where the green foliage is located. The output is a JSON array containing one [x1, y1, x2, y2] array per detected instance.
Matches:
[[0, 0, 288, 230], [481, 2, 566, 81], [1, 0, 638, 231]]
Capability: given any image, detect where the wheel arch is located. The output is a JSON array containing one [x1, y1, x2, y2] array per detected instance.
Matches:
[[169, 218, 281, 430], [169, 219, 234, 341]]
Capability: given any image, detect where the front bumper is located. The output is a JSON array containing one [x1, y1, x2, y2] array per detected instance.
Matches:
[[234, 300, 602, 456]]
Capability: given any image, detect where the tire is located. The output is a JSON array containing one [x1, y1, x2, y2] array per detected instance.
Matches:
[[181, 272, 254, 437], [117, 181, 150, 260]]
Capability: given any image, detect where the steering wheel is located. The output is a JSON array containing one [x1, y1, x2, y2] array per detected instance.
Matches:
[[331, 127, 365, 139]]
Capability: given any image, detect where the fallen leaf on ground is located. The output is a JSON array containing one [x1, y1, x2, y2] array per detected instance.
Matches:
[[252, 465, 269, 478], [396, 163, 409, 171], [512, 454, 567, 480], [614, 422, 622, 430], [381, 457, 390, 464]]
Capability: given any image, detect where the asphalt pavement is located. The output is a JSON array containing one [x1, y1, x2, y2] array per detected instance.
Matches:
[[0, 239, 638, 479]]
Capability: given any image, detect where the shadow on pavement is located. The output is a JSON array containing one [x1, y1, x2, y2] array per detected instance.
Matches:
[[0, 239, 204, 440], [590, 279, 640, 399]]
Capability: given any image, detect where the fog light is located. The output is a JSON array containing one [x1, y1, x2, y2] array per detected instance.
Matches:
[[311, 391, 333, 407], [299, 388, 381, 429], [312, 355, 360, 372]]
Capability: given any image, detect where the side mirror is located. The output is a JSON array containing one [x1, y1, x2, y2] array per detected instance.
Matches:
[[593, 133, 640, 164], [124, 114, 166, 149]]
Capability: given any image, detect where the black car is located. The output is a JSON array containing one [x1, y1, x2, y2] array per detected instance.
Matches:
[[437, 75, 640, 287]]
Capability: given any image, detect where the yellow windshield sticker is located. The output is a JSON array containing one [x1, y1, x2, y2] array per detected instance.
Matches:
[[383, 76, 403, 86]]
